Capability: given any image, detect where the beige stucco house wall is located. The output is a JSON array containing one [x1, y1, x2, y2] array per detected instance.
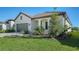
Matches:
[[31, 17, 51, 34], [65, 19, 72, 32]]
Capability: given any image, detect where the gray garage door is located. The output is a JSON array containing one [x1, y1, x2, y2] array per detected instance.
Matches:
[[16, 23, 28, 32]]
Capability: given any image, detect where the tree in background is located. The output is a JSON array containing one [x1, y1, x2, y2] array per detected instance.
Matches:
[[72, 27, 79, 32]]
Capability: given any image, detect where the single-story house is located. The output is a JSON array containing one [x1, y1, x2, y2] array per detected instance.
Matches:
[[14, 12, 72, 34], [0, 12, 72, 35]]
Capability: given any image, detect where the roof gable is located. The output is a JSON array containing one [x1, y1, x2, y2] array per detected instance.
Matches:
[[14, 12, 31, 21]]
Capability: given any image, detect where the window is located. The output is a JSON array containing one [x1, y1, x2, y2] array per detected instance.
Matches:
[[45, 22, 48, 29], [20, 16, 22, 20]]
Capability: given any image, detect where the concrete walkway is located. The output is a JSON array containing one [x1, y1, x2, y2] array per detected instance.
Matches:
[[0, 33, 24, 37]]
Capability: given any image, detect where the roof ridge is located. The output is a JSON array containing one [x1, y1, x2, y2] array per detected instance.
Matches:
[[20, 12, 32, 18]]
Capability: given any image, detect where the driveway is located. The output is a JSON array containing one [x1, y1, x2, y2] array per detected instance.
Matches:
[[0, 33, 24, 37]]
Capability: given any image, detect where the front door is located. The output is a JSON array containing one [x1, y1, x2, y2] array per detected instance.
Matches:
[[44, 21, 48, 34]]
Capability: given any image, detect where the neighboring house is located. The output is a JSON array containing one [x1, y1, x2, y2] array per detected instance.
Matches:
[[0, 12, 72, 34], [6, 19, 15, 30], [0, 22, 6, 30], [0, 19, 15, 31], [14, 12, 72, 34]]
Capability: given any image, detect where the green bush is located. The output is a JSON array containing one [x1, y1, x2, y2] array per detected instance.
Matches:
[[24, 30, 29, 34], [34, 27, 44, 35], [5, 29, 15, 33], [65, 32, 79, 40], [0, 30, 5, 33]]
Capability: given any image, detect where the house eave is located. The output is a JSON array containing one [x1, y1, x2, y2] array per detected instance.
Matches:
[[63, 12, 72, 26]]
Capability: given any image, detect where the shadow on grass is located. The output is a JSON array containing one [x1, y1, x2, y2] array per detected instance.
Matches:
[[56, 32, 79, 49], [3, 35, 50, 39]]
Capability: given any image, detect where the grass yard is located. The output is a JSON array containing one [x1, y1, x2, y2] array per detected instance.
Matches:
[[0, 32, 79, 51]]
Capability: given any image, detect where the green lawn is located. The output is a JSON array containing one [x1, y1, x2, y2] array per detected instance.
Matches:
[[0, 32, 79, 51]]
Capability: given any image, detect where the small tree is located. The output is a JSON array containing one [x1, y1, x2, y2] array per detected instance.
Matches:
[[49, 13, 64, 37]]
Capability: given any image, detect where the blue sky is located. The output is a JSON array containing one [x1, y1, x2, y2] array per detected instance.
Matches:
[[0, 7, 79, 27]]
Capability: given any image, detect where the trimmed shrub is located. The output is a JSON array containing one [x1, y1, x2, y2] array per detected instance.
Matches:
[[5, 29, 15, 33], [0, 30, 5, 33], [33, 27, 44, 35], [24, 30, 29, 34]]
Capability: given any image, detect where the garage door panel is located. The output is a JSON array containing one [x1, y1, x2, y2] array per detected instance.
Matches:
[[16, 23, 28, 32]]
